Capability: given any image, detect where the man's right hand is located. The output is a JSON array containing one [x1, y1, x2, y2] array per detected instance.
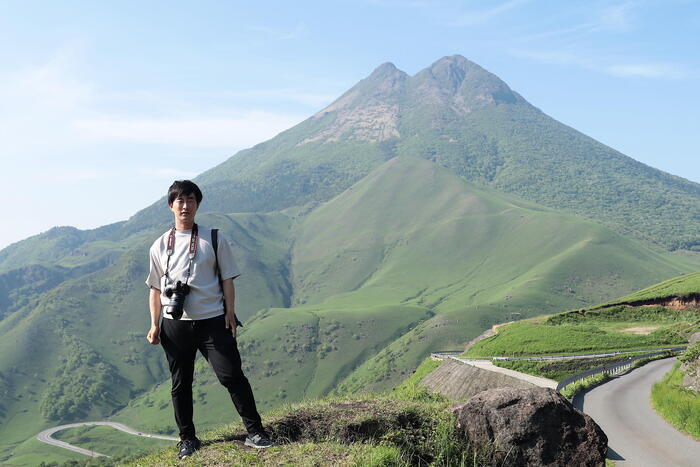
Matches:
[[146, 325, 160, 345]]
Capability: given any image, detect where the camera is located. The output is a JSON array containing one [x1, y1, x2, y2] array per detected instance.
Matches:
[[163, 280, 190, 319]]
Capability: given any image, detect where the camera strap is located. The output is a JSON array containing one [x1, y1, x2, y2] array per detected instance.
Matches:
[[164, 223, 199, 285]]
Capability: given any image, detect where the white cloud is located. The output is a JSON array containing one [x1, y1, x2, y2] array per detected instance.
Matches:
[[0, 48, 94, 157], [509, 49, 597, 70], [606, 63, 689, 79], [0, 47, 320, 251], [207, 89, 337, 108], [597, 2, 637, 31], [73, 111, 306, 148], [512, 47, 691, 80], [452, 0, 529, 26]]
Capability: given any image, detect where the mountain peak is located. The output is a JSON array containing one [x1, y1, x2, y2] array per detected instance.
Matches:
[[429, 54, 480, 74], [413, 54, 522, 107], [368, 61, 400, 78]]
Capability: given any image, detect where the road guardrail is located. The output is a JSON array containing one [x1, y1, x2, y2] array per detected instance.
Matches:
[[555, 347, 685, 392]]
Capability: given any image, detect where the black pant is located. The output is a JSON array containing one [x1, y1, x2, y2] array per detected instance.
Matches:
[[160, 314, 264, 440]]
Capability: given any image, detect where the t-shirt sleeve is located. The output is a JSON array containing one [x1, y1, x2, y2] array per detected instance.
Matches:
[[145, 243, 164, 290], [216, 232, 241, 280]]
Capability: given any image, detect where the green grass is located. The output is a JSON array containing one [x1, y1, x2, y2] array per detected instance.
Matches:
[[51, 425, 172, 459], [392, 358, 445, 402], [493, 355, 643, 381], [1, 158, 698, 465], [465, 316, 688, 358], [604, 271, 700, 305], [679, 342, 700, 363], [651, 362, 700, 439], [112, 160, 698, 444], [125, 393, 484, 467], [560, 373, 610, 399], [3, 436, 86, 466], [131, 441, 410, 467]]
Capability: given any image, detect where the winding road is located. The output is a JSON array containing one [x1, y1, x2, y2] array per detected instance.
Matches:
[[574, 358, 700, 467], [36, 421, 178, 458]]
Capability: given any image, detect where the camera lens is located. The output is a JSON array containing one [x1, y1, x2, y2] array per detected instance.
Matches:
[[163, 281, 189, 320]]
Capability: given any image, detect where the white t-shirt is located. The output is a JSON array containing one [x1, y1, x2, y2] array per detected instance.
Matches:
[[146, 226, 241, 321]]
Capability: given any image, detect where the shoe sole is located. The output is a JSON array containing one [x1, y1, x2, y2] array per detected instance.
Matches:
[[244, 440, 274, 449]]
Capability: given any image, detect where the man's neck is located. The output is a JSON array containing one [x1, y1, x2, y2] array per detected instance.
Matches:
[[175, 220, 195, 231]]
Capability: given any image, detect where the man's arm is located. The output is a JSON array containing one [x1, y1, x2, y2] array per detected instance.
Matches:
[[222, 278, 238, 338], [146, 286, 162, 345]]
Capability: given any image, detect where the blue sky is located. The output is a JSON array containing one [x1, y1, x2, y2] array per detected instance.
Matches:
[[2, 0, 698, 250]]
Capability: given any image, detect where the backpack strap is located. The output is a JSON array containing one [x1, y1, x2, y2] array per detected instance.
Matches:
[[212, 228, 220, 278], [212, 228, 242, 327]]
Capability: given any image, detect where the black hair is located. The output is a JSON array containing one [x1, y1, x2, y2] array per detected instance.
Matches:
[[167, 180, 203, 205]]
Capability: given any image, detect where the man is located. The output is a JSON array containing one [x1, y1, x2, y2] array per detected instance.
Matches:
[[146, 180, 273, 459]]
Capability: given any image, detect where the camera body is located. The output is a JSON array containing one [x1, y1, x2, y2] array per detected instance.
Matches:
[[163, 280, 190, 319]]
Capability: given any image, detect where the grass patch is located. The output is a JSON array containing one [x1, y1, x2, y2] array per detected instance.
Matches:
[[651, 362, 700, 439], [129, 441, 408, 467], [51, 424, 172, 459], [466, 306, 693, 358], [679, 342, 700, 364], [493, 355, 641, 381], [547, 305, 694, 325], [392, 358, 445, 402], [125, 393, 492, 467], [560, 373, 610, 399], [2, 437, 85, 466], [604, 272, 700, 305]]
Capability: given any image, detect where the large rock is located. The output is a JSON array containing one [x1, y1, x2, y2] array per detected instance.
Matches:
[[452, 387, 607, 467]]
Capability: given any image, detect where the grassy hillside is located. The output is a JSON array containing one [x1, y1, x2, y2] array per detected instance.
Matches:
[[465, 307, 694, 357], [174, 56, 700, 251], [106, 157, 696, 440], [603, 271, 700, 305], [124, 363, 483, 467], [651, 359, 700, 439], [465, 272, 700, 359], [0, 211, 294, 464], [2, 156, 697, 464]]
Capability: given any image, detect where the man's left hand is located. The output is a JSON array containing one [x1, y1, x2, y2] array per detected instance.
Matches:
[[224, 312, 238, 339]]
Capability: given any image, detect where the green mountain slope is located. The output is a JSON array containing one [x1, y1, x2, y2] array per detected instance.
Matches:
[[0, 212, 294, 462], [603, 271, 700, 305], [2, 54, 700, 464], [119, 55, 699, 250], [104, 157, 696, 437], [464, 271, 700, 359]]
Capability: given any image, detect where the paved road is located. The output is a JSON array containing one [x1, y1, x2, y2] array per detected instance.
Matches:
[[36, 421, 178, 458], [449, 356, 558, 388], [574, 358, 700, 467]]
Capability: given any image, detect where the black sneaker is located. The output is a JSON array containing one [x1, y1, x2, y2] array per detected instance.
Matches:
[[177, 437, 201, 459], [244, 433, 275, 449]]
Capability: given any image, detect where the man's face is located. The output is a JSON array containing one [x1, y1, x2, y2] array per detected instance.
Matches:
[[169, 192, 199, 225]]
